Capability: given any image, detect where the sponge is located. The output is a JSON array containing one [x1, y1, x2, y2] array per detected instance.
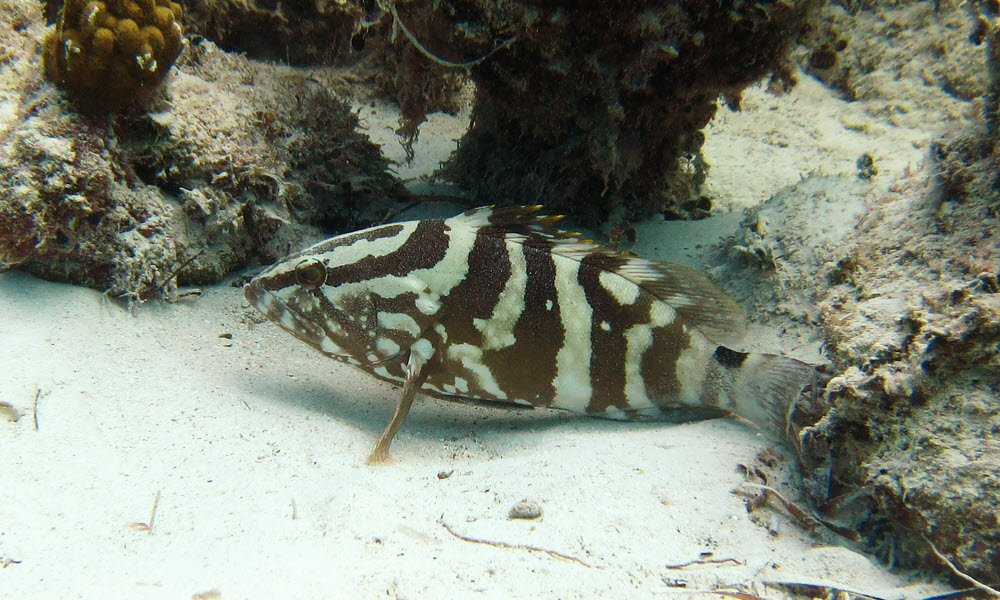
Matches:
[[43, 0, 184, 113]]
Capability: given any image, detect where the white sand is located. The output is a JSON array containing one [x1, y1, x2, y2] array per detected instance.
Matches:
[[0, 70, 959, 597], [0, 272, 943, 598]]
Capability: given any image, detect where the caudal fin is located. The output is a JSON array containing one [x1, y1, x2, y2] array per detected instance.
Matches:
[[723, 351, 824, 443]]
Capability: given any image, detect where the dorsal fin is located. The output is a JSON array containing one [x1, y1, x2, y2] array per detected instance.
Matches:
[[455, 205, 567, 231], [449, 206, 747, 345], [608, 258, 747, 345]]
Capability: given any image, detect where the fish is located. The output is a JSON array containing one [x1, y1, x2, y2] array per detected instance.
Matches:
[[244, 205, 821, 464]]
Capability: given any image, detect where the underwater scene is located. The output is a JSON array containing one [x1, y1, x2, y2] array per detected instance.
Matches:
[[1, 0, 998, 597]]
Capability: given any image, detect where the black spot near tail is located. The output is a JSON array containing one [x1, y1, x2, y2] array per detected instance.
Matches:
[[714, 346, 748, 369]]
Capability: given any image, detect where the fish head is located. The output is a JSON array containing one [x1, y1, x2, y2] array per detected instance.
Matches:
[[244, 231, 416, 367]]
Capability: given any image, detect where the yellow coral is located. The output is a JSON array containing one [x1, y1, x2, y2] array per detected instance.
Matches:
[[141, 25, 165, 54], [91, 27, 114, 57], [123, 1, 143, 23], [151, 6, 173, 31], [114, 18, 142, 55], [77, 1, 104, 35], [43, 0, 184, 113]]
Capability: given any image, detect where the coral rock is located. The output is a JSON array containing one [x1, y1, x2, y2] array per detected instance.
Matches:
[[386, 0, 822, 222], [43, 0, 184, 113]]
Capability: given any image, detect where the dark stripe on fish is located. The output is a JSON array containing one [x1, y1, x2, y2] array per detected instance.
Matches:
[[327, 220, 449, 286]]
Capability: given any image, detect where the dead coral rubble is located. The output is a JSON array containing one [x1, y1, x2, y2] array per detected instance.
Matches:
[[182, 0, 369, 65], [722, 160, 1000, 583], [800, 157, 1000, 582], [357, 3, 470, 137], [383, 0, 822, 222], [183, 0, 821, 223], [182, 0, 469, 139], [802, 0, 987, 113], [752, 1, 1000, 583], [1, 3, 402, 301]]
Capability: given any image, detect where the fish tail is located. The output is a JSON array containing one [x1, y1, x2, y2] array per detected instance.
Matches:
[[712, 348, 824, 443]]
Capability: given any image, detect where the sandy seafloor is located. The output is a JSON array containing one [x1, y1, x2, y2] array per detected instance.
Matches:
[[0, 69, 963, 598]]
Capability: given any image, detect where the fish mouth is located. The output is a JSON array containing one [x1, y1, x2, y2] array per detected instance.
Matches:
[[243, 278, 267, 312], [244, 279, 326, 345]]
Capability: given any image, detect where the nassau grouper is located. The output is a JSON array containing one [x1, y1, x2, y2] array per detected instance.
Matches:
[[245, 206, 823, 464]]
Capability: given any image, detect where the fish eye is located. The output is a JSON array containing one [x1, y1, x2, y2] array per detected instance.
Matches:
[[295, 258, 326, 289]]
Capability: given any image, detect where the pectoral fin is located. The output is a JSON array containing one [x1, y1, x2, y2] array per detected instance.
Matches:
[[367, 338, 437, 465]]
